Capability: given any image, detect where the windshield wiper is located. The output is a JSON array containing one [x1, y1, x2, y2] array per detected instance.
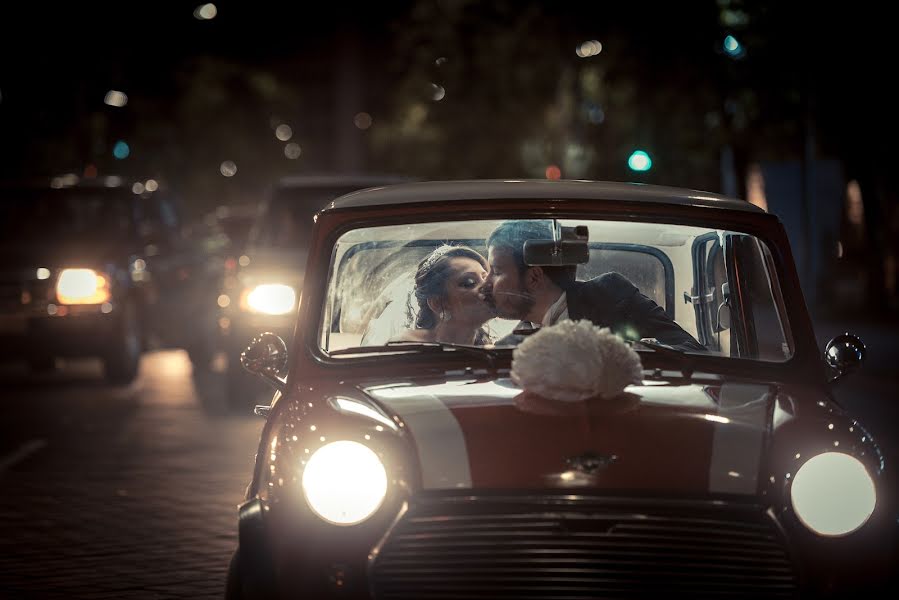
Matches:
[[633, 339, 697, 378], [329, 341, 501, 368]]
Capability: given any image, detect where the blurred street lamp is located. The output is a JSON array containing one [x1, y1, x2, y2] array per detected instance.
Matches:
[[194, 4, 217, 20], [145, 179, 159, 192], [103, 90, 128, 107], [628, 150, 652, 172]]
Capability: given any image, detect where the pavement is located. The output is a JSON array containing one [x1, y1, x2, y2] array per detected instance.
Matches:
[[0, 351, 263, 599]]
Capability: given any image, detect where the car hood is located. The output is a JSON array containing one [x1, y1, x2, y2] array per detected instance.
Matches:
[[363, 376, 774, 496]]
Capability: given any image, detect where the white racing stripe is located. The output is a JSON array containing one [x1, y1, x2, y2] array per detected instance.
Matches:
[[367, 383, 478, 490], [708, 383, 770, 495]]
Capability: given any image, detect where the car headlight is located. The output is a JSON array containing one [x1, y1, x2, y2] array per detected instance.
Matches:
[[242, 283, 296, 315], [302, 440, 387, 525], [56, 268, 111, 305], [791, 452, 876, 536]]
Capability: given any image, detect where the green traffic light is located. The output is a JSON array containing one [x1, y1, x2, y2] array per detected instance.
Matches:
[[628, 150, 652, 172]]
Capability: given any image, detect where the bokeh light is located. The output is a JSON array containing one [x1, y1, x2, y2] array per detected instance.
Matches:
[[275, 124, 293, 141], [220, 160, 237, 177], [354, 112, 373, 130], [104, 90, 128, 107], [576, 40, 603, 58], [723, 35, 745, 58], [284, 143, 302, 159], [113, 141, 130, 160], [194, 3, 217, 20]]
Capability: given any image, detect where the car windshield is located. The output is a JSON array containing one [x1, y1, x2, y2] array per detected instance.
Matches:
[[0, 187, 135, 241], [320, 218, 794, 362]]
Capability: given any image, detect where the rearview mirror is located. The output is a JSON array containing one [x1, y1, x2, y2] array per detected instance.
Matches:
[[523, 225, 589, 266]]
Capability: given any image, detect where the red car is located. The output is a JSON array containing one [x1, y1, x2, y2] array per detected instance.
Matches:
[[227, 181, 894, 599]]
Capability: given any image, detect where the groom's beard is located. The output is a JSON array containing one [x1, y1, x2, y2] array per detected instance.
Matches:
[[491, 287, 535, 321]]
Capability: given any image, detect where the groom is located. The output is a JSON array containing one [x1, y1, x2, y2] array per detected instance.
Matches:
[[481, 220, 705, 352]]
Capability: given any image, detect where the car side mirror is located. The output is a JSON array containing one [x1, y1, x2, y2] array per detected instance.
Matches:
[[523, 225, 590, 266], [824, 333, 865, 384], [241, 332, 288, 393]]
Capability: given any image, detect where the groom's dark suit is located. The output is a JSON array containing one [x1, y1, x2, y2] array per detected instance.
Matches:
[[566, 272, 704, 352]]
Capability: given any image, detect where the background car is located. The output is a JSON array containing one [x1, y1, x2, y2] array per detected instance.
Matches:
[[0, 176, 218, 383], [180, 203, 259, 370], [229, 180, 895, 599], [218, 174, 408, 410]]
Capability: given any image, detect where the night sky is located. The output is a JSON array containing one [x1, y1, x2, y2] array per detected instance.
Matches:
[[1, 1, 896, 213]]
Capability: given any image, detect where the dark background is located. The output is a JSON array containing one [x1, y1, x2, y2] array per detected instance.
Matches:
[[1, 2, 898, 598], [3, 0, 898, 313]]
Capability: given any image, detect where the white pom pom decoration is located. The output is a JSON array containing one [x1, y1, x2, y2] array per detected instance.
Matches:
[[511, 320, 643, 401]]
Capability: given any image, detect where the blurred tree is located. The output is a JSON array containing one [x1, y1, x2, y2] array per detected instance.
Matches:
[[370, 0, 733, 190], [127, 56, 307, 215]]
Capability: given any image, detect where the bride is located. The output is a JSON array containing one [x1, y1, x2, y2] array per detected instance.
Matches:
[[390, 245, 496, 345]]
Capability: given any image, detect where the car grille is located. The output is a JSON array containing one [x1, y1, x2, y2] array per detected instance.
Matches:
[[371, 496, 798, 599]]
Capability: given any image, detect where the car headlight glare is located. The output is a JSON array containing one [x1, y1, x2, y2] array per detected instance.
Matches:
[[243, 284, 296, 315], [302, 440, 387, 525], [56, 268, 111, 304], [791, 452, 876, 536]]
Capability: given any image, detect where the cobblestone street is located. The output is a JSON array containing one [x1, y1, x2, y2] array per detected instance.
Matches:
[[0, 351, 263, 599]]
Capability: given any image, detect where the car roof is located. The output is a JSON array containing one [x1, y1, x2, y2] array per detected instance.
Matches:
[[324, 179, 765, 214]]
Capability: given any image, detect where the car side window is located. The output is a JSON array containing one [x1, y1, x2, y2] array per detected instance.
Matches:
[[578, 245, 670, 317]]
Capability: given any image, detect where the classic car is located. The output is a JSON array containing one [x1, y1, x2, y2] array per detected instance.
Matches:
[[0, 176, 219, 382], [219, 174, 409, 409], [226, 180, 895, 599]]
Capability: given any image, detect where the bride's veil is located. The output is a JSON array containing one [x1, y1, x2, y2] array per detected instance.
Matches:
[[359, 268, 420, 346]]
